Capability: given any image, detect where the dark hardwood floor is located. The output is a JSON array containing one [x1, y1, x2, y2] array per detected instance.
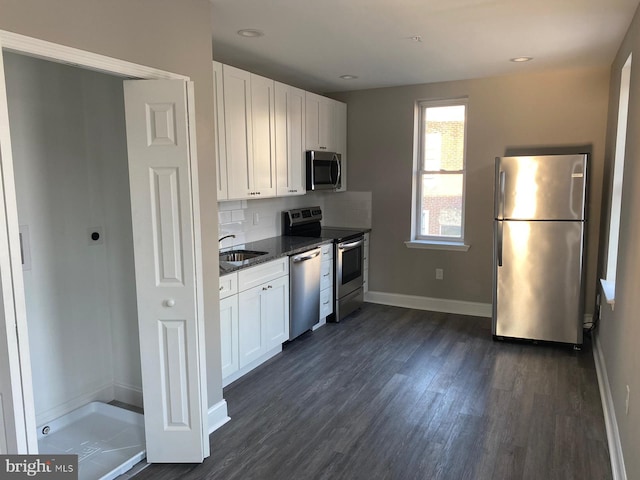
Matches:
[[134, 303, 611, 480]]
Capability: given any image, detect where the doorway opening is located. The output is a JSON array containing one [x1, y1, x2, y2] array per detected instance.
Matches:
[[4, 50, 145, 480], [0, 28, 209, 476]]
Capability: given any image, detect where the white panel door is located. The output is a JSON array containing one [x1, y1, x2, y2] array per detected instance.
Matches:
[[219, 295, 239, 379], [123, 80, 208, 463], [0, 44, 37, 454], [212, 61, 228, 200], [263, 275, 289, 349], [238, 285, 265, 368], [275, 82, 306, 196], [223, 65, 253, 199], [250, 73, 276, 198]]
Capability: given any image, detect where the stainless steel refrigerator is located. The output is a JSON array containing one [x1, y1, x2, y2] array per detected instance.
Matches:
[[492, 154, 587, 346]]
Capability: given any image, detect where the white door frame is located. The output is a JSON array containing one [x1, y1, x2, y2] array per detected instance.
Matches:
[[0, 29, 207, 454]]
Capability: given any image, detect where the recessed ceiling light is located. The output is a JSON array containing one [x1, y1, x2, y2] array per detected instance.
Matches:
[[237, 29, 264, 38], [410, 35, 423, 43], [510, 56, 533, 63], [340, 74, 358, 80]]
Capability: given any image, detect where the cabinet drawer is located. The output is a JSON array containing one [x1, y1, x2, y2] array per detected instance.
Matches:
[[320, 260, 333, 291], [321, 243, 333, 260], [238, 257, 289, 292], [220, 272, 238, 299], [320, 287, 333, 319]]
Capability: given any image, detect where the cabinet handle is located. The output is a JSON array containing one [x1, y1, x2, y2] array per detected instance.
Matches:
[[164, 299, 176, 307], [323, 300, 330, 305], [323, 273, 330, 277], [219, 286, 224, 291]]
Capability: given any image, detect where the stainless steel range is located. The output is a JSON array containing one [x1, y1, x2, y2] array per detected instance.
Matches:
[[283, 207, 365, 322]]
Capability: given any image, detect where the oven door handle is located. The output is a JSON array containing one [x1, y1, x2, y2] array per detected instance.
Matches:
[[338, 239, 364, 250]]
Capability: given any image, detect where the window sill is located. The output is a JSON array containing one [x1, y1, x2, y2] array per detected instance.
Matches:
[[405, 240, 470, 252], [600, 279, 615, 311]]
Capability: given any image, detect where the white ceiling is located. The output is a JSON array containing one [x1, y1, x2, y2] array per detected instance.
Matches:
[[211, 0, 639, 93]]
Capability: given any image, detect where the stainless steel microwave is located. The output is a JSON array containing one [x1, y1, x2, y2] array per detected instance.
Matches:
[[306, 151, 341, 191]]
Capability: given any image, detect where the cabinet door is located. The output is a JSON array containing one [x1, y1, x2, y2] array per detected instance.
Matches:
[[306, 92, 334, 151], [263, 275, 290, 349], [250, 73, 276, 198], [320, 287, 333, 320], [219, 295, 239, 378], [238, 285, 265, 368], [275, 82, 306, 196], [223, 65, 253, 200], [213, 61, 228, 200], [334, 100, 347, 191]]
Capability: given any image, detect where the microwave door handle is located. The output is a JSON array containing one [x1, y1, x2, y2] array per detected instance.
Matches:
[[332, 154, 341, 189]]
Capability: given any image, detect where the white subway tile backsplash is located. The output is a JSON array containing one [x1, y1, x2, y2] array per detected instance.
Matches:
[[231, 210, 245, 222], [218, 210, 232, 224], [216, 191, 372, 244]]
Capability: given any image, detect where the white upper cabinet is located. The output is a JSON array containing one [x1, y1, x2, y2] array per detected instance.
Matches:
[[275, 82, 306, 196], [305, 92, 336, 152], [212, 61, 228, 200], [223, 65, 276, 200], [249, 73, 277, 198], [334, 100, 347, 192], [215, 62, 347, 201], [223, 65, 253, 200]]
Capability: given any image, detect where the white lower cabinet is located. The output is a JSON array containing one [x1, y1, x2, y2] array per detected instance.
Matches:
[[219, 294, 239, 378], [220, 258, 289, 386], [316, 243, 334, 328], [238, 274, 289, 368]]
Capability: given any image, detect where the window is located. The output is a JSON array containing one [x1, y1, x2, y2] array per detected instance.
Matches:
[[601, 53, 632, 305], [410, 98, 468, 248]]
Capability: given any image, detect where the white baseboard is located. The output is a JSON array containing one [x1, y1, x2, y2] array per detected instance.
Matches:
[[114, 382, 143, 408], [222, 345, 282, 388], [36, 382, 114, 427], [592, 332, 627, 480], [208, 399, 230, 435], [364, 290, 491, 318]]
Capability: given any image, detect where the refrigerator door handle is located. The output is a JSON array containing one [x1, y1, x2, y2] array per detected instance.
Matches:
[[497, 220, 503, 267], [498, 170, 506, 220]]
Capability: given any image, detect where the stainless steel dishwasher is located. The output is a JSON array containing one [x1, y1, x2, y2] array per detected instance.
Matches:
[[289, 247, 321, 340]]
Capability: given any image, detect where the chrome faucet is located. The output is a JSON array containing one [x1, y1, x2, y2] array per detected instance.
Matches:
[[219, 234, 236, 244]]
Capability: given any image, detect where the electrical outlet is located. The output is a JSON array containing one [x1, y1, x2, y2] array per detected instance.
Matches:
[[626, 385, 630, 415], [435, 268, 444, 280]]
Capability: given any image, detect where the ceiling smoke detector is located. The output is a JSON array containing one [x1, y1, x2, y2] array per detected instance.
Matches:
[[410, 35, 423, 42], [237, 29, 264, 38]]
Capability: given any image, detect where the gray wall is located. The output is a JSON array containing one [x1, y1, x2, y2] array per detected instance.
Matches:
[[331, 68, 610, 313], [0, 0, 223, 409], [598, 4, 640, 478]]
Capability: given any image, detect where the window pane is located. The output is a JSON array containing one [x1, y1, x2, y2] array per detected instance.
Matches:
[[423, 105, 465, 171], [420, 174, 463, 238]]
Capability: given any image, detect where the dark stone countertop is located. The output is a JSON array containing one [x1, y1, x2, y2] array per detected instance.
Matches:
[[219, 236, 334, 275]]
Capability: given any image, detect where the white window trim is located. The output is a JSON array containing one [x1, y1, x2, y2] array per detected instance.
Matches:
[[410, 97, 469, 249], [600, 53, 632, 307]]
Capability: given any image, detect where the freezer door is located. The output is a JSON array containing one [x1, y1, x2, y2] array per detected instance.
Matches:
[[493, 220, 584, 344], [495, 155, 587, 221]]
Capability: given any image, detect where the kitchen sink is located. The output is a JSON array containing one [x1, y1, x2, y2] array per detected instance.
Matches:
[[219, 250, 268, 262]]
